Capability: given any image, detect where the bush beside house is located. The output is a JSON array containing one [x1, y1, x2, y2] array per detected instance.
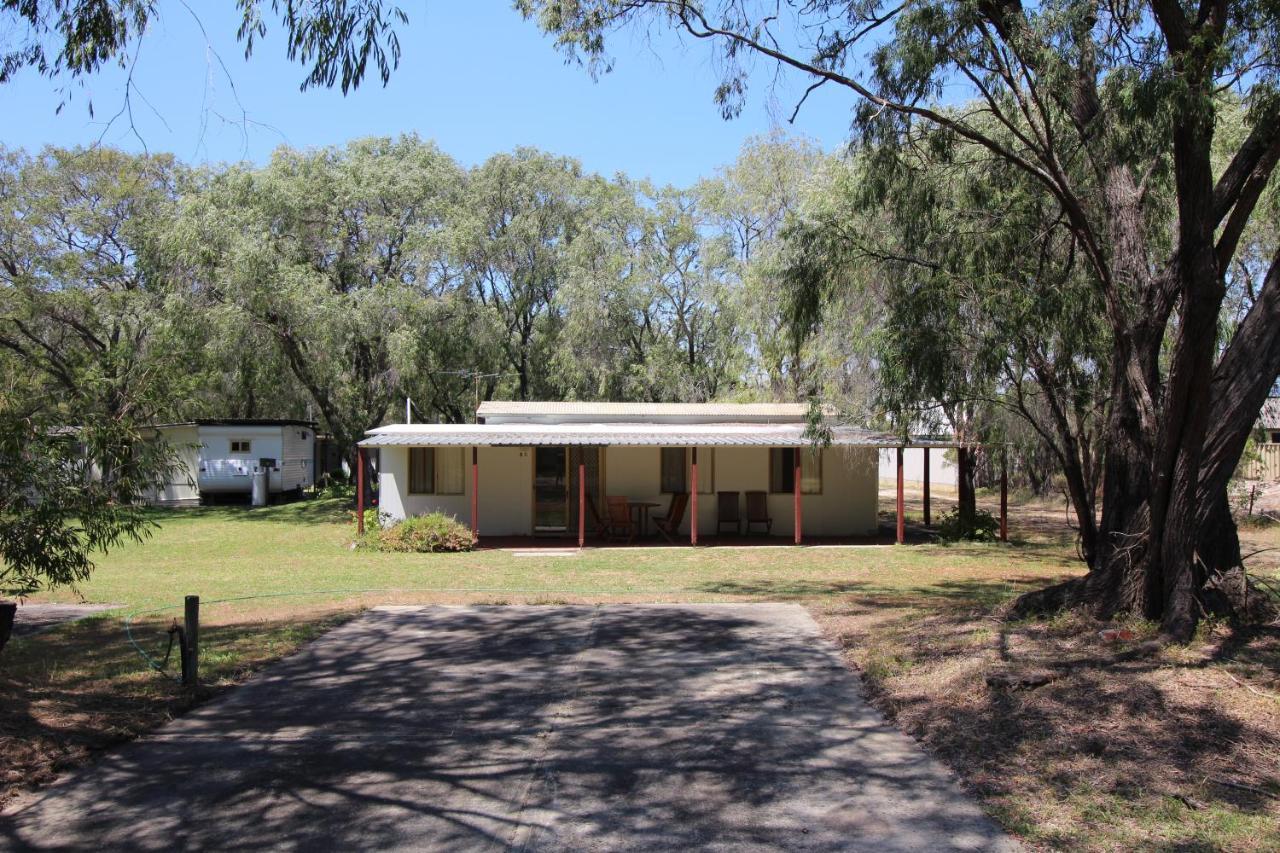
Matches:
[[361, 512, 476, 553]]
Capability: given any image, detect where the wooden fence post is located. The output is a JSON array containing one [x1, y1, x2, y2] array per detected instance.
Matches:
[[182, 595, 200, 688]]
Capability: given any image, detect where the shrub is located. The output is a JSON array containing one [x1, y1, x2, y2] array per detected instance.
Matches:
[[935, 507, 1001, 542], [363, 512, 475, 553]]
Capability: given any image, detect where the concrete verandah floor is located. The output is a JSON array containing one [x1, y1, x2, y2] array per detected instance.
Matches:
[[475, 526, 935, 550]]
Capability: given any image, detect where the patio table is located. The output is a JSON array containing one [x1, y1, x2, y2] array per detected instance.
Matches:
[[629, 501, 662, 537]]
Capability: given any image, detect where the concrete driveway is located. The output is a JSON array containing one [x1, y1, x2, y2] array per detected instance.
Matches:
[[2, 604, 1015, 851]]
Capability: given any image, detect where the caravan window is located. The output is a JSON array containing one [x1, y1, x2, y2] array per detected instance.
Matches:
[[230, 439, 251, 454]]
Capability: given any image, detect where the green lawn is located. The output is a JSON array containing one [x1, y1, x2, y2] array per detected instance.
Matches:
[[27, 495, 1081, 625], [8, 496, 1278, 850]]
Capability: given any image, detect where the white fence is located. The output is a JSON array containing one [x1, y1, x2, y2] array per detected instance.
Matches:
[[1244, 444, 1280, 482]]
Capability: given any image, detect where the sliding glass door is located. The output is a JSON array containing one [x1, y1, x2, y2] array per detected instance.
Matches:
[[534, 446, 569, 532]]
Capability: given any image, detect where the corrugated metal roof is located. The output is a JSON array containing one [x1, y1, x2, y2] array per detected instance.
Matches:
[[359, 422, 958, 449], [477, 401, 809, 418], [1261, 397, 1280, 430], [150, 419, 317, 429]]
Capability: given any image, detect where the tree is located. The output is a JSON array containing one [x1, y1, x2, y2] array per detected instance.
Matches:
[[1, 1, 406, 98], [786, 129, 1111, 555], [522, 0, 1280, 638], [0, 147, 181, 641], [169, 135, 467, 463], [459, 149, 590, 401], [697, 132, 827, 399]]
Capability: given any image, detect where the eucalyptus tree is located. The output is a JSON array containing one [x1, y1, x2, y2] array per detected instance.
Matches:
[[642, 185, 743, 400], [2, 1, 407, 100], [459, 149, 591, 401], [788, 134, 1112, 555], [0, 147, 181, 611], [697, 132, 826, 398], [523, 0, 1280, 637], [0, 146, 195, 423], [555, 176, 661, 400], [169, 135, 466, 462]]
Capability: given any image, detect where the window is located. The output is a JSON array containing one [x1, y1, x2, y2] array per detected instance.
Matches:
[[408, 447, 465, 495], [769, 448, 822, 494], [409, 448, 434, 494], [230, 439, 251, 454], [659, 448, 715, 493], [660, 448, 686, 493], [435, 448, 465, 494], [1272, 430, 1280, 444]]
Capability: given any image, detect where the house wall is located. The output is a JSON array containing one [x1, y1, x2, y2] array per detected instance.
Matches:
[[378, 446, 532, 535], [877, 446, 958, 487], [377, 443, 878, 537]]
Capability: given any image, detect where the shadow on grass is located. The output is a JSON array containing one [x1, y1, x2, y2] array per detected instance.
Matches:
[[816, 592, 1280, 849], [145, 495, 354, 527], [689, 574, 1082, 608]]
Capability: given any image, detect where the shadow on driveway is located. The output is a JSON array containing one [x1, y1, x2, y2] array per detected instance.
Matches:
[[2, 604, 1014, 851]]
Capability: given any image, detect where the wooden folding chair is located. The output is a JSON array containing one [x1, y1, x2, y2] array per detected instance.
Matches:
[[654, 492, 689, 543], [587, 494, 610, 538], [745, 490, 773, 535], [604, 496, 636, 543], [717, 491, 740, 536]]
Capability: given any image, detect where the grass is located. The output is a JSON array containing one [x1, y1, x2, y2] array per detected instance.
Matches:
[[4, 488, 1279, 849], [22, 492, 1081, 622]]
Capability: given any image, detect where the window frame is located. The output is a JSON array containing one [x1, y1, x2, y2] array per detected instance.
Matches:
[[659, 447, 686, 494], [408, 447, 436, 495], [229, 439, 252, 454], [658, 448, 716, 494], [408, 447, 466, 496], [769, 448, 822, 495]]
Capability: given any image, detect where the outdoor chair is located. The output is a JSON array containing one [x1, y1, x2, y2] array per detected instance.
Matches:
[[587, 494, 610, 538], [653, 492, 689, 543], [604, 496, 636, 543], [717, 491, 741, 536], [745, 490, 772, 535]]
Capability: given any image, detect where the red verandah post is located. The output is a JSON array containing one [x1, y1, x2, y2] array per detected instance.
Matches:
[[471, 447, 479, 540], [356, 448, 365, 535], [690, 447, 699, 545], [1000, 446, 1009, 542], [793, 448, 802, 545], [578, 462, 586, 548], [922, 447, 931, 526], [896, 447, 905, 545]]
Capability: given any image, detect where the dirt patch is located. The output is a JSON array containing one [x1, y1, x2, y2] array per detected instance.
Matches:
[[812, 596, 1280, 850]]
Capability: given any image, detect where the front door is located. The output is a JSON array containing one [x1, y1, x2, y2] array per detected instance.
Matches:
[[533, 446, 569, 533]]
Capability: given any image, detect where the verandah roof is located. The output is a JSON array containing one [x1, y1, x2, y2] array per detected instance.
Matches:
[[358, 422, 959, 449]]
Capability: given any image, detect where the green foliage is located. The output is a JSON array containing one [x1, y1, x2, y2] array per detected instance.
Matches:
[[2, 1, 407, 104], [934, 507, 1001, 543], [0, 147, 184, 597], [0, 404, 175, 597], [362, 512, 476, 553]]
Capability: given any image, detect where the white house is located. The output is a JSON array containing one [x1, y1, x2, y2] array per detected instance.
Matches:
[[878, 446, 958, 487], [144, 419, 317, 505], [359, 402, 958, 543]]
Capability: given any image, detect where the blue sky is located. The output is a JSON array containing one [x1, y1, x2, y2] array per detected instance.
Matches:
[[3, 2, 857, 186]]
